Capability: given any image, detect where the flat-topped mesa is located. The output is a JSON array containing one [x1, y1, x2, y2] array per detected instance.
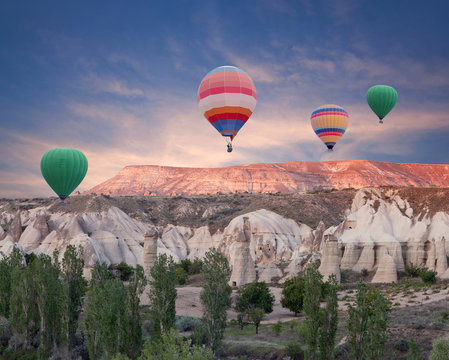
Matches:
[[84, 160, 449, 196]]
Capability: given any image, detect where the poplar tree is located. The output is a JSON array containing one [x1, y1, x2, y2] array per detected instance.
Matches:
[[302, 263, 323, 360], [85, 262, 128, 359], [200, 248, 231, 352], [33, 252, 68, 355], [318, 274, 338, 360], [123, 264, 147, 359], [0, 247, 23, 318], [148, 254, 177, 338], [61, 245, 86, 350]]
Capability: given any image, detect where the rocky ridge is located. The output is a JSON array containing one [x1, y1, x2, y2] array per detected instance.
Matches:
[[85, 160, 449, 196], [1, 188, 449, 284]]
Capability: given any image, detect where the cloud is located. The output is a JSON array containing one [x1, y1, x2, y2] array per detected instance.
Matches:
[[82, 73, 144, 97]]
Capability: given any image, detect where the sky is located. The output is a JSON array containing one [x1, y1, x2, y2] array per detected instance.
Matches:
[[1, 0, 449, 198]]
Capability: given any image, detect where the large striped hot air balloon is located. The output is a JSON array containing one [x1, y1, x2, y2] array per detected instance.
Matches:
[[197, 66, 257, 152], [311, 104, 348, 152]]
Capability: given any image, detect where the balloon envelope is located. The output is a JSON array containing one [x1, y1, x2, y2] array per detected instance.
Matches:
[[40, 148, 88, 201], [311, 104, 348, 151], [197, 66, 257, 144], [366, 85, 397, 123]]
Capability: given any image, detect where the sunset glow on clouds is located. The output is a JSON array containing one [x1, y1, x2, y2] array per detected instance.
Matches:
[[1, 1, 448, 198]]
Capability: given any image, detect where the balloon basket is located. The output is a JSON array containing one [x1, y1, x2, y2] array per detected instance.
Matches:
[[379, 120, 384, 124], [327, 149, 334, 153]]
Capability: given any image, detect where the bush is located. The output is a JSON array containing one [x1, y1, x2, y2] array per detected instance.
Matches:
[[284, 342, 304, 359], [394, 339, 410, 352], [405, 263, 421, 277], [175, 266, 188, 285], [420, 269, 437, 284], [115, 262, 134, 281], [429, 338, 449, 360], [235, 281, 275, 314], [175, 316, 201, 332], [272, 321, 282, 336]]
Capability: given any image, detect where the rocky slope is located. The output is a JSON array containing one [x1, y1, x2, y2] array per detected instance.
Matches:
[[1, 188, 449, 284], [85, 160, 449, 196]]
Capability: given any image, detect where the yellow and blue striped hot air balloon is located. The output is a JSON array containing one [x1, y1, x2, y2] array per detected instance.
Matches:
[[311, 104, 348, 152]]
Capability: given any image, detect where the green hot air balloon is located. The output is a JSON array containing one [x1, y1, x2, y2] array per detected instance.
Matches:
[[366, 85, 398, 124], [40, 148, 88, 204]]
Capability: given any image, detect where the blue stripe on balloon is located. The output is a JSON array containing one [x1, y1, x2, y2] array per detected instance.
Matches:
[[211, 119, 245, 133], [314, 127, 346, 134]]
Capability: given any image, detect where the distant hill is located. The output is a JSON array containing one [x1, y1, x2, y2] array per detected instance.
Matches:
[[84, 159, 449, 196]]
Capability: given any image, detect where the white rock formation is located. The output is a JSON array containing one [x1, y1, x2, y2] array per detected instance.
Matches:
[[318, 235, 341, 283], [371, 248, 397, 283], [229, 217, 257, 287]]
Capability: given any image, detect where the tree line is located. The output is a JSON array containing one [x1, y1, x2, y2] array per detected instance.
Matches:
[[1, 246, 448, 359]]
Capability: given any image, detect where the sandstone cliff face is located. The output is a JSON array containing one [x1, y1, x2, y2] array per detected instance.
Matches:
[[84, 160, 449, 196]]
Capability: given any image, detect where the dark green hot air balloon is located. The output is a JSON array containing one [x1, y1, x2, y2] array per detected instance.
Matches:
[[366, 85, 398, 124], [40, 148, 88, 204]]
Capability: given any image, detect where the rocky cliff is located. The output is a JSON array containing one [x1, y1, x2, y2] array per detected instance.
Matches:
[[85, 160, 449, 196], [1, 188, 449, 283]]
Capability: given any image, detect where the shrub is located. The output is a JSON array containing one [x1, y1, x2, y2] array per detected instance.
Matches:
[[394, 339, 410, 352], [175, 316, 201, 332], [272, 321, 282, 336], [405, 263, 421, 277], [284, 342, 304, 359], [429, 338, 449, 360], [115, 262, 134, 281], [175, 266, 188, 285], [420, 269, 437, 284]]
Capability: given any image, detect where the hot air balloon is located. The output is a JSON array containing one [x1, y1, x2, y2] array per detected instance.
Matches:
[[197, 65, 257, 152], [311, 104, 348, 152], [40, 148, 88, 204], [366, 85, 397, 124]]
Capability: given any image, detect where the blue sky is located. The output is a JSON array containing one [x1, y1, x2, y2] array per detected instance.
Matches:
[[1, 0, 449, 197]]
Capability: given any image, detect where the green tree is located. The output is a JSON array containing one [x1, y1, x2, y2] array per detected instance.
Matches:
[[365, 291, 389, 360], [33, 252, 68, 356], [248, 308, 265, 335], [0, 247, 23, 318], [429, 338, 449, 360], [347, 281, 390, 360], [235, 281, 275, 315], [138, 329, 215, 359], [148, 254, 177, 338], [123, 264, 147, 359], [9, 264, 39, 349], [318, 274, 339, 360], [302, 263, 323, 360], [280, 276, 305, 316], [61, 245, 86, 350], [85, 262, 128, 359], [200, 248, 231, 353]]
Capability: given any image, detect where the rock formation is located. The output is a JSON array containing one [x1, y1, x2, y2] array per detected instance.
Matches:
[[1, 186, 449, 285], [229, 217, 257, 287], [371, 248, 397, 283], [143, 228, 158, 277], [8, 210, 22, 242], [318, 235, 341, 283]]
